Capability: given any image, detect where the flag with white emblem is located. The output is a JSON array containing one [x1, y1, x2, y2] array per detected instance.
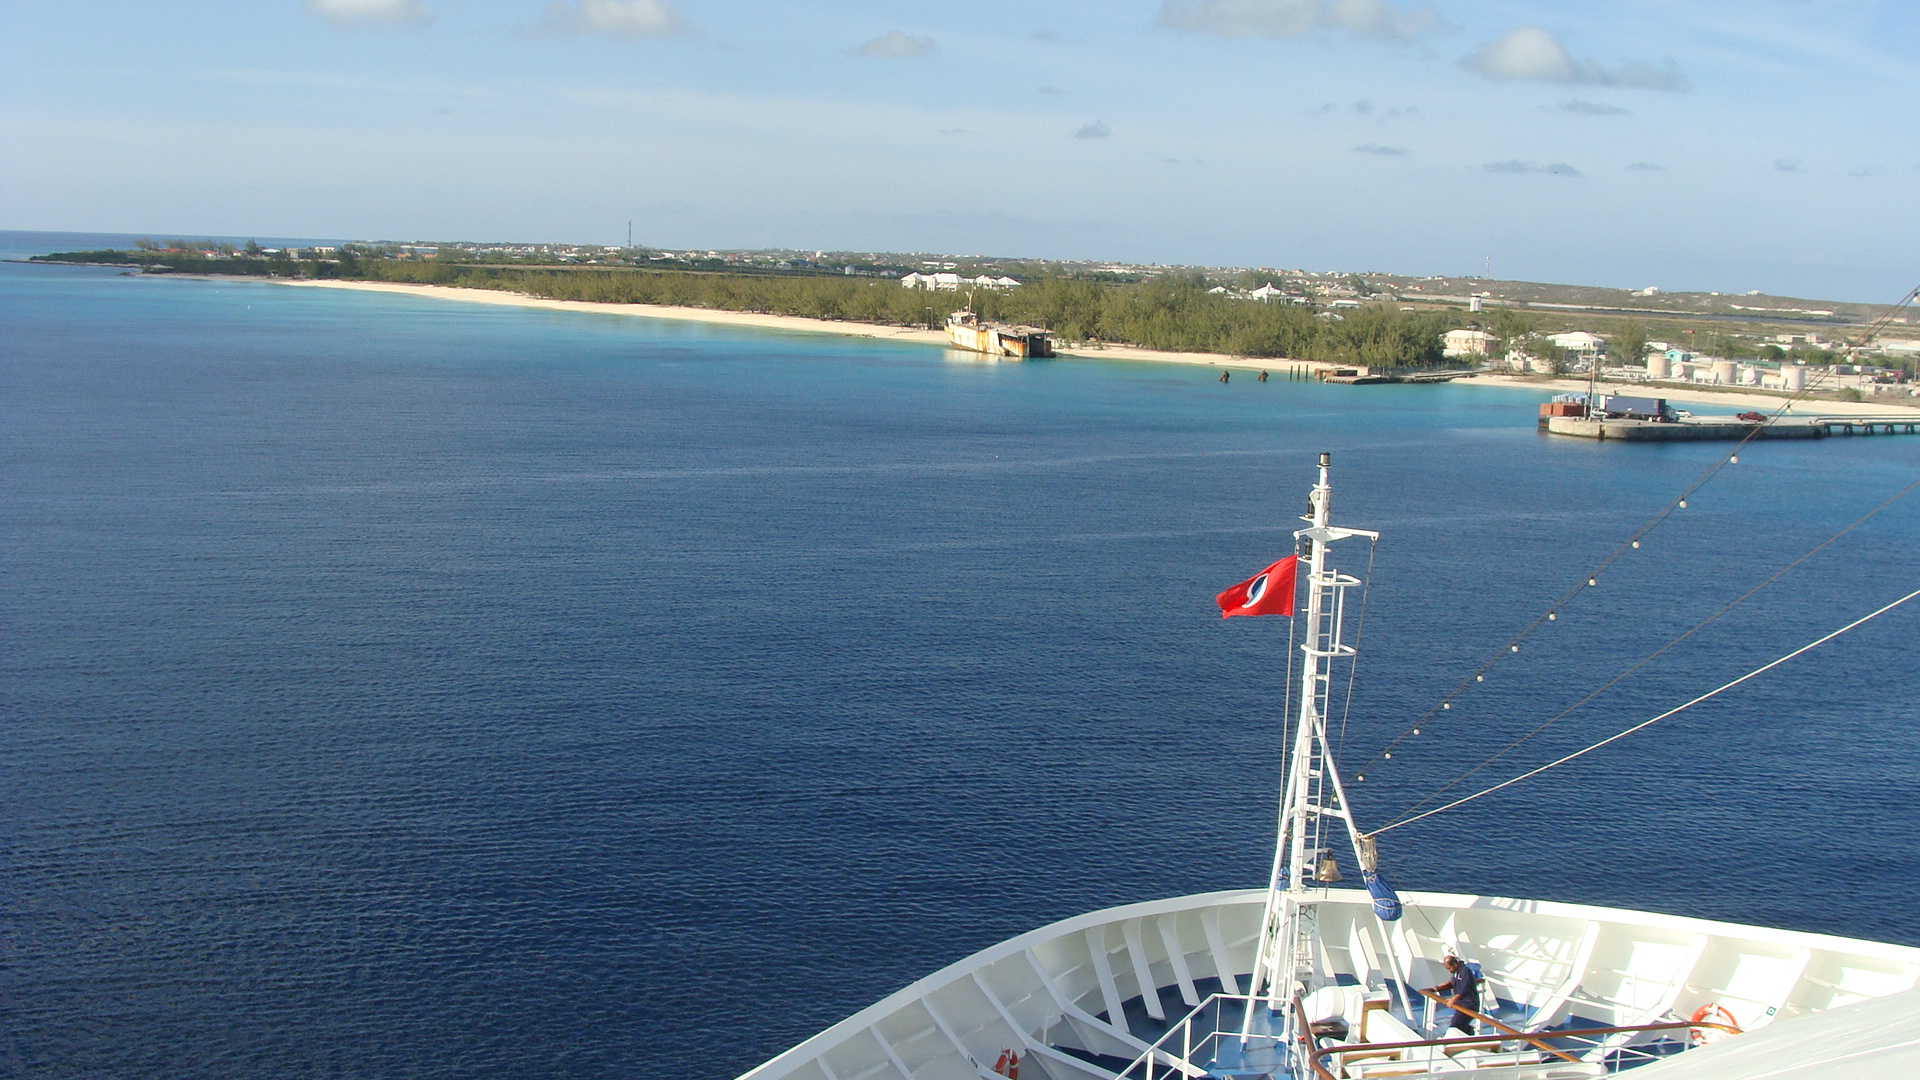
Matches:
[[1216, 555, 1299, 619]]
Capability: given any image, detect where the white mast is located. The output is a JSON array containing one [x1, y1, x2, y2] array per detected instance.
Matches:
[[1245, 453, 1380, 1068]]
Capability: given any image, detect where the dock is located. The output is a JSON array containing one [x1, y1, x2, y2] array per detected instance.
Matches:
[[1542, 414, 1920, 441], [1318, 367, 1477, 385]]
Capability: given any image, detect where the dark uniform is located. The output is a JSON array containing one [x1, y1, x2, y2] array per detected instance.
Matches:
[[1437, 962, 1480, 1035]]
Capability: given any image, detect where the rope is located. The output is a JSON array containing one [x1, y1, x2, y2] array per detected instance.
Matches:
[[1279, 540, 1301, 790], [1336, 536, 1379, 759], [1372, 582, 1920, 835], [1388, 471, 1920, 822], [1351, 339, 1881, 784], [1854, 285, 1919, 351]]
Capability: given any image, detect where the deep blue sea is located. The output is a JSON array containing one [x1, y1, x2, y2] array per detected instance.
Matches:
[[5, 234, 1919, 1079]]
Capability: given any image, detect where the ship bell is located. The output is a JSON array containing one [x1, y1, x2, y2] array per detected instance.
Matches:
[[1314, 850, 1343, 883]]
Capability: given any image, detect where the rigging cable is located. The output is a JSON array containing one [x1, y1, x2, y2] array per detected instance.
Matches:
[[1279, 550, 1301, 800], [1856, 285, 1920, 348], [1335, 536, 1380, 761], [1371, 581, 1920, 836], [1388, 471, 1920, 822], [1348, 291, 1919, 785]]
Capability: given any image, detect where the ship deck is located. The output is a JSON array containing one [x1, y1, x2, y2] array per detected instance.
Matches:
[[735, 889, 1920, 1080]]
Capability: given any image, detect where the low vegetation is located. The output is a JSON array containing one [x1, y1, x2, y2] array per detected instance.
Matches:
[[35, 246, 1453, 366]]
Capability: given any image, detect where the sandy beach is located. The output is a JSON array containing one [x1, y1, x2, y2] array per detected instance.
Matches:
[[279, 279, 1304, 372], [280, 280, 1913, 416]]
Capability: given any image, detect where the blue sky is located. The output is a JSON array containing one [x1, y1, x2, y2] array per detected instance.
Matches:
[[2, 1, 1916, 299]]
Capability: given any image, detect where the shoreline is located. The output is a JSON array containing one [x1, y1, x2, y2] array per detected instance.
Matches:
[[276, 280, 1912, 415], [274, 276, 1305, 368], [275, 279, 1316, 372]]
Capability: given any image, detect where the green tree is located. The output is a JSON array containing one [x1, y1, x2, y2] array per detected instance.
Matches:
[[1612, 322, 1650, 365], [1485, 307, 1536, 349]]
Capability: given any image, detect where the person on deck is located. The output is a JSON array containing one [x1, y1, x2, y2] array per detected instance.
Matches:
[[1431, 956, 1480, 1036]]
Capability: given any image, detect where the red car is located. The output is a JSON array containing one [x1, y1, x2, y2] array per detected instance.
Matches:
[[1736, 411, 1768, 423]]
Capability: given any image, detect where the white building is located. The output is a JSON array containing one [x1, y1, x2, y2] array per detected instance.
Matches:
[[1548, 331, 1606, 356], [1442, 329, 1498, 358], [900, 273, 1020, 291]]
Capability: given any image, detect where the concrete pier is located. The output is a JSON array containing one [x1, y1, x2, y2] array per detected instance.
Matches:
[[1543, 415, 1920, 441]]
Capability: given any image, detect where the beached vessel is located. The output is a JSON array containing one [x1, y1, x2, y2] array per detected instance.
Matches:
[[736, 455, 1920, 1080], [947, 310, 1054, 358]]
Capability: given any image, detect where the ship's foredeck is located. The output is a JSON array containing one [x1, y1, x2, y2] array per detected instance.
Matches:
[[735, 888, 1920, 1080]]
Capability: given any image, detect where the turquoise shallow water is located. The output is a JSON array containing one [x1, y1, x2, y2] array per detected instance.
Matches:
[[5, 240, 1920, 1078]]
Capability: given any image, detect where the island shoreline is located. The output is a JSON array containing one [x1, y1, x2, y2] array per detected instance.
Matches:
[[275, 279, 1914, 415]]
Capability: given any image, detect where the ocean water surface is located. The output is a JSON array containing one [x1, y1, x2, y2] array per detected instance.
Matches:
[[5, 244, 1920, 1078]]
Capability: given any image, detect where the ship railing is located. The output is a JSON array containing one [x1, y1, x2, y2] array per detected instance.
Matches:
[[1115, 991, 1740, 1080]]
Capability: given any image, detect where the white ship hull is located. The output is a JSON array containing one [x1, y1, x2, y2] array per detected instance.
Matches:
[[736, 888, 1920, 1080], [738, 458, 1920, 1080]]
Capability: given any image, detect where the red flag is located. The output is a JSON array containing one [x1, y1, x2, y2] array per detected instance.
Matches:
[[1216, 556, 1298, 619]]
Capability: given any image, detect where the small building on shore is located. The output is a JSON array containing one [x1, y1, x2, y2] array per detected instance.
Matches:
[[1547, 331, 1606, 363], [901, 272, 1020, 291], [1443, 328, 1498, 358]]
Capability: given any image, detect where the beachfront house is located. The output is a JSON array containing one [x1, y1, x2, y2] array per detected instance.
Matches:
[[900, 273, 1021, 291], [1442, 328, 1498, 358], [1547, 331, 1606, 368]]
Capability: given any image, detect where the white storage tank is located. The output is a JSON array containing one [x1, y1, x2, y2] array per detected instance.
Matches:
[[1783, 364, 1808, 391], [1713, 359, 1738, 384], [1740, 365, 1760, 385], [1646, 354, 1672, 379]]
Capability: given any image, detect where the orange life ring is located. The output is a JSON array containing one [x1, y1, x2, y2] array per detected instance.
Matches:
[[1689, 1003, 1739, 1046]]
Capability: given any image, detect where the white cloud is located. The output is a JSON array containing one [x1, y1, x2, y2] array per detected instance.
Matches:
[[855, 31, 935, 58], [1463, 27, 1686, 91], [1159, 0, 1443, 42], [1558, 99, 1629, 116], [1074, 121, 1112, 139], [1354, 143, 1406, 155], [304, 0, 431, 28], [537, 0, 688, 40], [1483, 159, 1581, 177]]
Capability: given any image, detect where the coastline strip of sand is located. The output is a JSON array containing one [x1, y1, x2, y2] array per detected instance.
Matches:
[[277, 279, 1249, 369], [278, 279, 1914, 416]]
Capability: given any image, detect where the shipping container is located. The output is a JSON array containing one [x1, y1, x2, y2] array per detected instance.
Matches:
[[1598, 395, 1670, 420]]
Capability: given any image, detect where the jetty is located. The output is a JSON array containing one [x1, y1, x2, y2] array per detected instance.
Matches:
[[1542, 412, 1920, 442], [1318, 366, 1477, 385]]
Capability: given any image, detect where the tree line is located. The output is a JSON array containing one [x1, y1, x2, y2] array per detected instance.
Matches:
[[352, 262, 1452, 365], [35, 247, 1465, 365]]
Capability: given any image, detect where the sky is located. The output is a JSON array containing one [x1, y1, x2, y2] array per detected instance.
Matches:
[[2, 0, 1916, 300]]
